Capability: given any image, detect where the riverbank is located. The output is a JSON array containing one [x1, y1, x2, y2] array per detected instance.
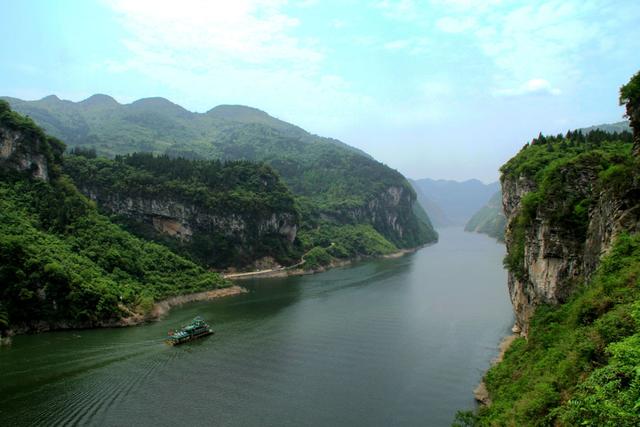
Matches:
[[474, 332, 519, 406], [0, 285, 247, 344], [224, 246, 425, 281], [154, 285, 247, 314]]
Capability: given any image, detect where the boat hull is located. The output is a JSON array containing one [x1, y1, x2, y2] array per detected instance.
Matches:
[[165, 329, 214, 346]]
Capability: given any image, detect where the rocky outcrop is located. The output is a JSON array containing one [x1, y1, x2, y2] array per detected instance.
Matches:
[[84, 190, 297, 243], [0, 126, 50, 180], [323, 184, 435, 247], [502, 167, 640, 335], [78, 187, 298, 268]]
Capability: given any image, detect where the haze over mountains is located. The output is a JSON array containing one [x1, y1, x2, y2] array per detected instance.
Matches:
[[411, 178, 499, 227]]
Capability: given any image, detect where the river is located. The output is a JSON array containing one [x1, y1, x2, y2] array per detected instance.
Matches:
[[0, 227, 513, 426]]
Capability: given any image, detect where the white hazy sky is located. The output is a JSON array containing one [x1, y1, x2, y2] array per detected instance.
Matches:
[[1, 0, 639, 182]]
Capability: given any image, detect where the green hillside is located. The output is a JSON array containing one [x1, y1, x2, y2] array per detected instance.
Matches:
[[0, 101, 227, 333], [4, 95, 437, 259], [464, 191, 505, 241]]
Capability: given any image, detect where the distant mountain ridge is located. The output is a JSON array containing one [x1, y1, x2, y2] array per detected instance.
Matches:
[[579, 120, 630, 134], [1, 94, 372, 158], [411, 178, 499, 226], [409, 180, 452, 227]]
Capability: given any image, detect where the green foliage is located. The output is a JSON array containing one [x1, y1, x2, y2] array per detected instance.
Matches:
[[302, 246, 333, 270], [298, 223, 397, 261], [0, 99, 65, 176], [475, 233, 640, 426], [0, 168, 227, 330], [465, 191, 505, 241], [619, 71, 640, 107], [500, 130, 632, 181]]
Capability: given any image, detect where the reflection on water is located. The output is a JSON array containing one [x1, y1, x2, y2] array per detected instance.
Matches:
[[0, 227, 513, 426]]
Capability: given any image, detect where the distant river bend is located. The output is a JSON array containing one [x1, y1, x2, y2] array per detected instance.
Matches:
[[0, 227, 513, 426]]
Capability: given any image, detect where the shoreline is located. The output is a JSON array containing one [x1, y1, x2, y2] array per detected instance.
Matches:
[[474, 331, 519, 406], [224, 245, 426, 281], [1, 285, 247, 343], [2, 244, 431, 341], [124, 285, 248, 325]]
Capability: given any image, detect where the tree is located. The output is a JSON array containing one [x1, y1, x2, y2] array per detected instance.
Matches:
[[619, 70, 640, 156]]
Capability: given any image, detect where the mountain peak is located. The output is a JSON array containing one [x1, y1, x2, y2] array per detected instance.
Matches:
[[127, 97, 190, 116], [79, 94, 119, 108], [40, 95, 61, 102], [206, 104, 270, 121]]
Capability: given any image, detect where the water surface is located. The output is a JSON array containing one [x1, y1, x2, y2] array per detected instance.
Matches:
[[0, 227, 513, 426]]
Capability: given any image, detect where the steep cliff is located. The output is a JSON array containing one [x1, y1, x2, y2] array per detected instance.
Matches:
[[501, 129, 638, 334], [65, 153, 300, 269], [0, 101, 64, 181]]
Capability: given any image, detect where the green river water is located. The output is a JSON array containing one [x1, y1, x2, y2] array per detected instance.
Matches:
[[0, 227, 513, 426]]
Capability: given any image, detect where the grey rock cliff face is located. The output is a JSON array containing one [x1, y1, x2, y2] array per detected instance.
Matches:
[[502, 171, 640, 335], [83, 189, 298, 242], [0, 127, 49, 181], [333, 185, 417, 244]]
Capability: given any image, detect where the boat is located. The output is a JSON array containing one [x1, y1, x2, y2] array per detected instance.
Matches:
[[165, 316, 214, 346]]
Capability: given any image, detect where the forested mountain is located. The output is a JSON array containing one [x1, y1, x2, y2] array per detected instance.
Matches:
[[464, 190, 505, 241], [3, 95, 437, 265], [0, 100, 227, 334], [411, 178, 499, 226]]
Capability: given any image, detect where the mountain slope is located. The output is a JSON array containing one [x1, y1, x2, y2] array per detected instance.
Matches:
[[3, 95, 437, 258], [464, 190, 505, 241], [411, 178, 499, 225], [0, 100, 228, 335], [409, 179, 452, 227]]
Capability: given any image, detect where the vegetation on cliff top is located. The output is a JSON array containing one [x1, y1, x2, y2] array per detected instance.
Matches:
[[501, 130, 633, 280], [0, 108, 227, 334], [65, 151, 300, 268], [0, 100, 65, 177]]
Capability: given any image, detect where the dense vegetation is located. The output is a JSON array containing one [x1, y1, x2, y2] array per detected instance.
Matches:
[[619, 71, 640, 155], [65, 151, 300, 268], [3, 95, 437, 261], [0, 105, 227, 334], [464, 191, 505, 241], [298, 224, 398, 269], [457, 232, 640, 426], [501, 129, 633, 280]]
